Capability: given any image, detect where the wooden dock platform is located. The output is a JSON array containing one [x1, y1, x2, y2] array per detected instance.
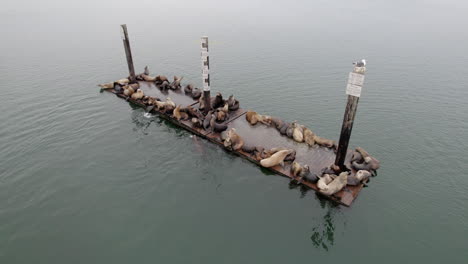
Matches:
[[104, 80, 365, 206]]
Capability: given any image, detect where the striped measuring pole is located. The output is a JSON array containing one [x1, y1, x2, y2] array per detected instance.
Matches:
[[201, 36, 211, 113]]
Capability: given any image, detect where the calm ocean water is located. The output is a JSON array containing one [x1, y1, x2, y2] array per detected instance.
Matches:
[[1, 0, 468, 262]]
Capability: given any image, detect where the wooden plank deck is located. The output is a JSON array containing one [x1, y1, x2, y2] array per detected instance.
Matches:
[[105, 81, 365, 206]]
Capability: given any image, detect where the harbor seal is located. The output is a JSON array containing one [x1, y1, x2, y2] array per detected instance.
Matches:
[[223, 128, 244, 151], [319, 172, 348, 196], [260, 149, 292, 168]]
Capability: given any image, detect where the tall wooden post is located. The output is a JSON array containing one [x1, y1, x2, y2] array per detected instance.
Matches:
[[201, 36, 211, 113], [334, 61, 366, 170], [120, 24, 136, 82]]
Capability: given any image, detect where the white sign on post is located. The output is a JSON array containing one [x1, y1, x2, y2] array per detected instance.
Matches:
[[201, 37, 210, 91], [346, 72, 365, 97]]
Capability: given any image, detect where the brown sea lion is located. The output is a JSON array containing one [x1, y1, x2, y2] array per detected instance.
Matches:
[[319, 172, 348, 196], [116, 78, 130, 86], [215, 109, 227, 122], [313, 135, 336, 149], [227, 95, 239, 111], [185, 105, 204, 119], [223, 128, 244, 151], [303, 128, 316, 146], [191, 117, 203, 128], [98, 82, 115, 89], [292, 121, 304, 143], [271, 117, 284, 130], [141, 74, 157, 82], [211, 92, 224, 109], [286, 124, 294, 138], [212, 122, 228, 132], [170, 76, 183, 89], [347, 170, 372, 186], [260, 149, 292, 168], [291, 161, 310, 179], [279, 122, 289, 135], [160, 80, 170, 90], [131, 89, 144, 100], [173, 105, 189, 121], [241, 144, 256, 153], [245, 111, 272, 126], [144, 66, 150, 75], [155, 75, 168, 84], [184, 84, 193, 95], [203, 111, 213, 130], [165, 97, 176, 108], [164, 104, 175, 114], [123, 85, 135, 96], [352, 156, 380, 171]]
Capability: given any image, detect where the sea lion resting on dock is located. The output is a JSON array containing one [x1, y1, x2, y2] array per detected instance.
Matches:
[[303, 128, 316, 146], [245, 111, 272, 126], [317, 174, 335, 190], [191, 88, 202, 99], [184, 84, 193, 95], [223, 128, 244, 151], [319, 172, 348, 196], [226, 95, 240, 111], [292, 121, 304, 143], [211, 93, 225, 109], [351, 147, 380, 172], [123, 86, 135, 96], [131, 89, 145, 100], [170, 76, 183, 90], [347, 170, 372, 186], [173, 105, 189, 121], [313, 135, 336, 149], [260, 149, 292, 168], [291, 161, 310, 180], [155, 75, 169, 85]]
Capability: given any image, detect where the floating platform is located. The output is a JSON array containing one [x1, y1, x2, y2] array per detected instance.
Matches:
[[104, 81, 365, 206]]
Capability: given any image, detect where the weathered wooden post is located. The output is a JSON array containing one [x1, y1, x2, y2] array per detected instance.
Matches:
[[334, 60, 366, 170], [120, 24, 136, 82], [201, 36, 211, 113]]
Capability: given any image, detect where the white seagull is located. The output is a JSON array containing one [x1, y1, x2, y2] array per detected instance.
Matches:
[[353, 59, 366, 67]]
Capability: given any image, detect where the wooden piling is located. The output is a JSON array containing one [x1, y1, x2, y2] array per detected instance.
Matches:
[[201, 36, 211, 113], [120, 24, 136, 82], [335, 62, 366, 170]]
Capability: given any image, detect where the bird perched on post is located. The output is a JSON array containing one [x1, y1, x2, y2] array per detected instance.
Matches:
[[353, 59, 366, 67]]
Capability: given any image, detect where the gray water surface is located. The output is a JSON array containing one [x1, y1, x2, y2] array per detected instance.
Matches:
[[1, 0, 468, 263]]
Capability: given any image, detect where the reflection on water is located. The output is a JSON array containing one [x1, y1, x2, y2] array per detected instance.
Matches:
[[310, 198, 342, 251]]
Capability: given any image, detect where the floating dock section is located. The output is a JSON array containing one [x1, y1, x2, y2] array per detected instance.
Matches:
[[103, 81, 365, 206]]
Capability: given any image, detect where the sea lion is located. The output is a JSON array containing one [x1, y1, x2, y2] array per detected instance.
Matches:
[[215, 109, 227, 122], [292, 121, 304, 143], [155, 100, 166, 110], [245, 111, 272, 126], [317, 174, 335, 190], [260, 149, 292, 168], [203, 111, 213, 130], [199, 93, 206, 111], [164, 104, 175, 114], [241, 143, 256, 153], [223, 128, 244, 151], [123, 85, 135, 96], [284, 149, 296, 162], [291, 161, 310, 179], [170, 76, 183, 89], [144, 66, 150, 75], [351, 150, 363, 163], [352, 156, 380, 171], [211, 93, 224, 109], [191, 117, 203, 128], [221, 103, 229, 114], [347, 170, 372, 186], [185, 105, 203, 119], [173, 105, 189, 121], [271, 117, 284, 130], [160, 80, 170, 90], [131, 89, 144, 100], [98, 82, 115, 89], [116, 78, 130, 85], [191, 88, 202, 99], [303, 128, 316, 146], [141, 74, 157, 82], [165, 97, 176, 108], [286, 124, 294, 138], [313, 135, 336, 149], [279, 122, 289, 135], [319, 172, 348, 196], [220, 130, 229, 141], [184, 84, 193, 95], [227, 95, 239, 111], [155, 75, 168, 84], [212, 122, 228, 132], [114, 83, 124, 94], [304, 173, 319, 183]]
